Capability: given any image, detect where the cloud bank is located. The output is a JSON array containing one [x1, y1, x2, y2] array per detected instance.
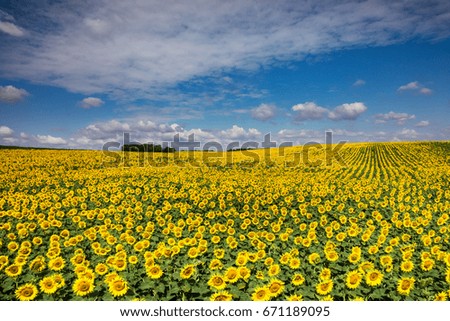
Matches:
[[1, 0, 449, 101]]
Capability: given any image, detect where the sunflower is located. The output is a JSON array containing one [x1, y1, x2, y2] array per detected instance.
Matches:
[[210, 291, 233, 301], [366, 270, 383, 287], [39, 276, 58, 294], [316, 279, 333, 295], [224, 267, 239, 283], [207, 274, 227, 290], [286, 294, 303, 301], [292, 273, 305, 286], [345, 270, 363, 289], [348, 252, 361, 264], [15, 283, 38, 301], [29, 257, 46, 273], [397, 277, 415, 296], [289, 258, 301, 269], [251, 286, 271, 301], [48, 257, 65, 271], [319, 268, 331, 281], [400, 261, 414, 272], [109, 277, 128, 297], [104, 272, 120, 284], [235, 254, 248, 266], [73, 278, 94, 297], [147, 265, 163, 279], [209, 259, 223, 270], [214, 249, 225, 259], [52, 274, 65, 288], [238, 266, 251, 281], [308, 253, 321, 265], [380, 255, 393, 267], [95, 263, 109, 276], [268, 279, 285, 297], [128, 256, 138, 265], [358, 261, 375, 274], [421, 259, 434, 271], [434, 292, 448, 301], [5, 264, 22, 277], [180, 264, 196, 279], [114, 259, 127, 271], [267, 264, 280, 276], [325, 251, 339, 262], [446, 268, 450, 283], [187, 248, 198, 258]]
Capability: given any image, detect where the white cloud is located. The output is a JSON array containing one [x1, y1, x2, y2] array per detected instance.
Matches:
[[353, 79, 366, 87], [419, 88, 432, 95], [292, 101, 367, 121], [328, 102, 367, 120], [398, 128, 418, 138], [251, 103, 276, 121], [398, 81, 420, 91], [219, 125, 261, 140], [375, 111, 416, 125], [35, 135, 67, 145], [0, 21, 24, 37], [397, 81, 432, 95], [292, 102, 329, 121], [0, 85, 29, 103], [0, 1, 449, 100], [0, 125, 14, 136], [80, 97, 104, 108], [415, 120, 430, 127]]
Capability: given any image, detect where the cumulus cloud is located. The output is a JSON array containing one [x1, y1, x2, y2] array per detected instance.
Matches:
[[35, 135, 67, 145], [397, 128, 418, 139], [292, 101, 367, 121], [328, 102, 368, 120], [397, 81, 432, 95], [292, 102, 329, 121], [0, 125, 14, 136], [70, 118, 264, 149], [251, 103, 276, 121], [219, 125, 261, 140], [0, 1, 449, 100], [353, 79, 366, 87], [0, 85, 29, 103], [415, 120, 430, 127], [0, 10, 25, 37], [375, 111, 416, 125], [0, 21, 25, 37], [80, 97, 104, 108]]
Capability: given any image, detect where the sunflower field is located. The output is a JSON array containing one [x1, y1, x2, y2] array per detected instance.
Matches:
[[0, 141, 449, 301]]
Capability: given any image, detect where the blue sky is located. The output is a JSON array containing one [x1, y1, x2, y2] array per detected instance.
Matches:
[[0, 0, 449, 149]]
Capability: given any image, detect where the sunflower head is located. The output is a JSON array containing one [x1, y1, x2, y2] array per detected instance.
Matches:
[[397, 277, 415, 296], [210, 291, 233, 301], [207, 274, 227, 290], [5, 264, 22, 277], [109, 277, 128, 297], [39, 276, 58, 294], [15, 283, 39, 301], [146, 265, 163, 279], [366, 270, 383, 287], [268, 279, 285, 297], [251, 286, 270, 301], [180, 264, 196, 279], [346, 270, 362, 289], [316, 279, 333, 295], [72, 278, 94, 297], [224, 267, 239, 283]]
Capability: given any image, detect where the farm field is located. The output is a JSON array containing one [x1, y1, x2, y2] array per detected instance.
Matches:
[[0, 141, 449, 301]]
